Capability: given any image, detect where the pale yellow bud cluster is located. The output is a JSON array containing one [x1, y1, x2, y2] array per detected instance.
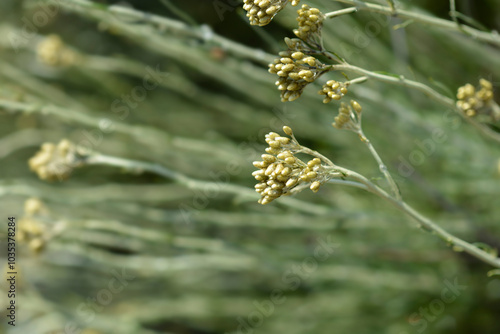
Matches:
[[269, 50, 326, 102], [252, 126, 326, 205], [456, 79, 494, 118], [29, 139, 83, 181], [333, 100, 362, 130], [37, 35, 80, 67], [293, 5, 324, 42], [319, 80, 349, 103], [24, 198, 48, 216], [19, 198, 49, 253], [243, 0, 300, 26]]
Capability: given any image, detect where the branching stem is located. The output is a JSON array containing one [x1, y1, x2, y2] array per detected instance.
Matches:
[[329, 0, 500, 46], [328, 166, 500, 269]]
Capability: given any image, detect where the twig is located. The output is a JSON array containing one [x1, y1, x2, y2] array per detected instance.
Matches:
[[43, 0, 274, 64], [329, 166, 500, 269], [329, 63, 500, 144], [0, 98, 237, 162], [84, 153, 343, 216], [324, 7, 358, 19], [330, 0, 500, 46], [357, 128, 402, 200]]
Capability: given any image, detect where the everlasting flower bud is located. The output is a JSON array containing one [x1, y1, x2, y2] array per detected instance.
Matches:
[[293, 4, 325, 43], [332, 102, 361, 131], [252, 126, 328, 204], [456, 78, 496, 121], [37, 35, 81, 67], [350, 100, 362, 113], [243, 0, 301, 26], [29, 139, 84, 181], [310, 181, 321, 192], [269, 48, 327, 102], [319, 80, 349, 104]]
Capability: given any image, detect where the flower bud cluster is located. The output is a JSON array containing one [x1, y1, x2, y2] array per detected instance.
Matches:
[[456, 79, 496, 118], [319, 80, 349, 103], [243, 0, 300, 26], [269, 50, 327, 102], [29, 139, 84, 181], [37, 35, 80, 67], [332, 100, 362, 130], [252, 126, 327, 205], [19, 198, 49, 253], [293, 5, 324, 43]]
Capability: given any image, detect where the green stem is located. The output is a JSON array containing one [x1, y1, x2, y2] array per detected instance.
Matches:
[[357, 129, 402, 200], [329, 0, 500, 46], [84, 153, 340, 216], [45, 0, 274, 64], [332, 166, 500, 269], [330, 63, 500, 144], [324, 7, 358, 19]]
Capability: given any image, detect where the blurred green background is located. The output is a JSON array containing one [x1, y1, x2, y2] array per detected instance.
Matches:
[[1, 0, 500, 333]]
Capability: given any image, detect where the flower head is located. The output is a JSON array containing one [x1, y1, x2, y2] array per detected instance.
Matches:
[[243, 0, 300, 26], [269, 49, 328, 102], [252, 126, 330, 204], [19, 198, 51, 254], [319, 80, 349, 103], [29, 139, 85, 181], [332, 100, 363, 131], [37, 35, 81, 67], [293, 5, 325, 46], [457, 78, 499, 121]]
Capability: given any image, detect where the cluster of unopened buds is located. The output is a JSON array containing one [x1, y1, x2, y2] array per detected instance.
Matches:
[[19, 198, 66, 254], [456, 78, 499, 121], [243, 0, 300, 26], [269, 50, 327, 102], [319, 80, 349, 104], [37, 35, 81, 67], [29, 139, 85, 181], [332, 100, 363, 131], [253, 126, 330, 204], [19, 198, 49, 253], [294, 5, 324, 44]]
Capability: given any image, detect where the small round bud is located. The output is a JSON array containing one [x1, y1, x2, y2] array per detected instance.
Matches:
[[283, 126, 293, 136], [286, 177, 298, 188], [350, 100, 362, 113], [307, 158, 321, 168], [310, 181, 321, 192], [261, 154, 276, 163]]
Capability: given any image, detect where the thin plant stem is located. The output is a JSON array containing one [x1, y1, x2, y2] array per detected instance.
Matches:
[[84, 153, 341, 216], [449, 0, 458, 24], [324, 7, 358, 19], [329, 0, 500, 46], [329, 63, 456, 107], [347, 76, 369, 85], [159, 0, 198, 26], [42, 0, 500, 143], [449, 0, 471, 37], [0, 98, 237, 162], [295, 137, 499, 268], [327, 179, 369, 191], [386, 0, 396, 13], [45, 0, 275, 64], [357, 128, 402, 200], [329, 166, 500, 269], [328, 62, 500, 144]]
